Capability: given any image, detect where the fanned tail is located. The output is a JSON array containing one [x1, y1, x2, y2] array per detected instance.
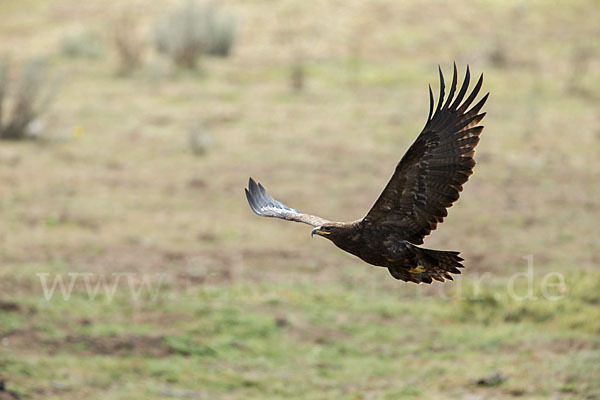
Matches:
[[388, 245, 464, 284]]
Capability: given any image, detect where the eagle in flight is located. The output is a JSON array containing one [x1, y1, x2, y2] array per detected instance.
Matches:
[[245, 65, 488, 284]]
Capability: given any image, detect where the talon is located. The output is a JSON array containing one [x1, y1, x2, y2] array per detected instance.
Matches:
[[409, 265, 426, 274]]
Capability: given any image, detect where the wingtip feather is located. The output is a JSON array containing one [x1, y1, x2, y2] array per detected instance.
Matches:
[[442, 63, 458, 110], [428, 84, 434, 121], [245, 187, 262, 216], [437, 66, 445, 111]]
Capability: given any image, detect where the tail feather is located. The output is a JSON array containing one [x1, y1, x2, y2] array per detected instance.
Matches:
[[388, 246, 464, 284]]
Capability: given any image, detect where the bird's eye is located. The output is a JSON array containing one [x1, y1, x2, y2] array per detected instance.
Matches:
[[323, 226, 331, 231]]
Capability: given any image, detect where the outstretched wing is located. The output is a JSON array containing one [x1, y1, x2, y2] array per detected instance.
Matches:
[[245, 177, 330, 227], [363, 64, 489, 245]]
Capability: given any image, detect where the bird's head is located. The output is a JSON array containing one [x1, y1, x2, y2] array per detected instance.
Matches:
[[311, 223, 345, 240]]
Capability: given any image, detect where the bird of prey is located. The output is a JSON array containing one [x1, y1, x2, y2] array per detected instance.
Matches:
[[245, 65, 488, 284]]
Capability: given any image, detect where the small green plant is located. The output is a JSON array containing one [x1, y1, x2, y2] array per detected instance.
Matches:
[[153, 0, 236, 69], [60, 31, 104, 59], [0, 55, 59, 140]]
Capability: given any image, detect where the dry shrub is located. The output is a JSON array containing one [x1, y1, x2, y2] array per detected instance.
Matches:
[[60, 31, 104, 59], [113, 11, 145, 74], [290, 53, 305, 93], [0, 55, 59, 140], [188, 120, 211, 156], [153, 0, 236, 69]]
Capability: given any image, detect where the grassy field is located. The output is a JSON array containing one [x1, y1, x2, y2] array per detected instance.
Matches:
[[1, 0, 599, 399]]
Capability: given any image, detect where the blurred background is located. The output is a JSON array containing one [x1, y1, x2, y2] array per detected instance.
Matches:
[[0, 0, 599, 399]]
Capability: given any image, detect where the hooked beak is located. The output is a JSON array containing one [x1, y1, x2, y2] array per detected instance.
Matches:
[[311, 227, 330, 237]]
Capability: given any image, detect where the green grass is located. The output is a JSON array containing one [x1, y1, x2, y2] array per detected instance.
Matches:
[[1, 0, 600, 398], [2, 272, 599, 399]]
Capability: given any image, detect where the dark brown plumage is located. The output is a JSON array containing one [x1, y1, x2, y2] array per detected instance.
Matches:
[[245, 65, 488, 284]]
